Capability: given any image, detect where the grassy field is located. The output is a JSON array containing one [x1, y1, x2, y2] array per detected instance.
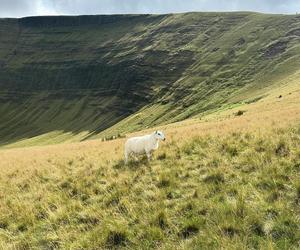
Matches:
[[0, 75, 300, 249], [0, 127, 299, 249]]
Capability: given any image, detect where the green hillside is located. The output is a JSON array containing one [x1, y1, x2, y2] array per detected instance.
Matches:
[[1, 12, 300, 146]]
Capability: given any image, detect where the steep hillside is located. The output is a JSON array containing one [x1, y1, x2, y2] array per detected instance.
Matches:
[[1, 12, 300, 146]]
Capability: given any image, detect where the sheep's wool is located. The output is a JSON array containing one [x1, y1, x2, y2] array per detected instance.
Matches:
[[124, 131, 165, 163]]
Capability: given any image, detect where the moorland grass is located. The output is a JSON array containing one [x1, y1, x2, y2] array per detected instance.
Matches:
[[0, 126, 299, 249]]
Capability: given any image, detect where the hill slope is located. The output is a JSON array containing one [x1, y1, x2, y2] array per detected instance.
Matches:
[[1, 12, 300, 146]]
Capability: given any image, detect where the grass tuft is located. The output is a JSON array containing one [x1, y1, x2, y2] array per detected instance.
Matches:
[[106, 230, 129, 248], [235, 110, 246, 116], [179, 224, 199, 239], [203, 173, 225, 184]]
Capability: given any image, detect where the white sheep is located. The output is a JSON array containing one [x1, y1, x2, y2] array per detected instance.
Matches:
[[124, 131, 166, 164]]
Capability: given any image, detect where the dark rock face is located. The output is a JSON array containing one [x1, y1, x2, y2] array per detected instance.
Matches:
[[286, 28, 300, 37], [263, 41, 288, 58]]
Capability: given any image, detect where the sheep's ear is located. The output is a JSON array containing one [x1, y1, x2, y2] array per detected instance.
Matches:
[[155, 131, 158, 134]]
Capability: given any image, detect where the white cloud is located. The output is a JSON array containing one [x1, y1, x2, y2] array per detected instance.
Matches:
[[35, 0, 60, 16]]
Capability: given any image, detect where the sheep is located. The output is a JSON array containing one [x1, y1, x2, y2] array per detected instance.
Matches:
[[124, 131, 166, 164]]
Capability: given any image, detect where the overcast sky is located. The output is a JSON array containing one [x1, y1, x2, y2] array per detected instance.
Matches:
[[1, 0, 300, 18]]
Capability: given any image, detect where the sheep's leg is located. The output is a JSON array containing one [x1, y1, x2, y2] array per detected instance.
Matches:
[[124, 150, 129, 164], [133, 153, 139, 161], [146, 151, 152, 162]]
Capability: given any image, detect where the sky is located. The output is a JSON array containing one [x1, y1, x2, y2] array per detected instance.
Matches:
[[1, 0, 300, 18]]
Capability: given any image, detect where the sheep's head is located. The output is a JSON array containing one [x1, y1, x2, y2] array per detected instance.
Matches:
[[154, 131, 166, 141]]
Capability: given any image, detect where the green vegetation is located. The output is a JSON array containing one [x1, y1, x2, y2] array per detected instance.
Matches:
[[0, 126, 299, 249], [1, 12, 300, 147]]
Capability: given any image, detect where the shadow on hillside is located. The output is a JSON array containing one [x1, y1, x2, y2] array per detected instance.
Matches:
[[0, 89, 147, 147]]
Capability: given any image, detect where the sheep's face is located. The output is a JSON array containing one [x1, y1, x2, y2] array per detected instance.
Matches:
[[154, 131, 166, 141]]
